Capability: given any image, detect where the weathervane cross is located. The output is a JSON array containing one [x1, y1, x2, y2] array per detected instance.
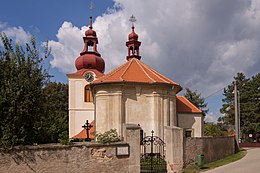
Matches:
[[129, 14, 136, 27], [89, 0, 94, 16]]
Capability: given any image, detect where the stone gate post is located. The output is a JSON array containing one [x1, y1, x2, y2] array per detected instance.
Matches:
[[123, 124, 141, 173], [164, 126, 184, 173]]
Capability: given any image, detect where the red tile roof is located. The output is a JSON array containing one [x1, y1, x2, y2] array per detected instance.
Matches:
[[92, 58, 182, 92], [72, 121, 95, 139], [176, 96, 202, 113]]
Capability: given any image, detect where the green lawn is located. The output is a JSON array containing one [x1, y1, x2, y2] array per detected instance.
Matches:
[[182, 149, 247, 173]]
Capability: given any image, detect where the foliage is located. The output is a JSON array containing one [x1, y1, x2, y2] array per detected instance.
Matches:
[[39, 82, 68, 144], [204, 123, 227, 137], [219, 72, 260, 136], [140, 157, 167, 172], [0, 33, 50, 148], [96, 129, 121, 144], [184, 88, 209, 115], [0, 33, 68, 149], [58, 131, 70, 145]]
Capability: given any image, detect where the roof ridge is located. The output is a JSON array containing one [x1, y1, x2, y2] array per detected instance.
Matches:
[[135, 59, 156, 82], [139, 60, 175, 84], [96, 60, 129, 82], [120, 59, 134, 80]]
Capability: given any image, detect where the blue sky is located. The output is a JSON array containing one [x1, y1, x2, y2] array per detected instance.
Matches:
[[1, 0, 260, 123]]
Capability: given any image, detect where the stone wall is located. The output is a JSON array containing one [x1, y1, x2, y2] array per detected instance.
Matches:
[[184, 136, 235, 166], [0, 124, 141, 173], [0, 143, 130, 173]]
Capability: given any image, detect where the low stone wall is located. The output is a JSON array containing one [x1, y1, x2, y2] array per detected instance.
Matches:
[[0, 124, 141, 173], [0, 142, 130, 173], [184, 136, 235, 166]]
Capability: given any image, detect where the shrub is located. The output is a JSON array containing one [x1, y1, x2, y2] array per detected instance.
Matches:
[[96, 129, 121, 144]]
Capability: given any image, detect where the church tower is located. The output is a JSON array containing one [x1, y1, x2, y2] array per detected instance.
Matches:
[[126, 15, 141, 61], [67, 15, 105, 139]]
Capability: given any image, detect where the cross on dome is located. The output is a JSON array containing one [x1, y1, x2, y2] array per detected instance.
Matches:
[[89, 0, 94, 13], [88, 0, 94, 29], [129, 14, 136, 28]]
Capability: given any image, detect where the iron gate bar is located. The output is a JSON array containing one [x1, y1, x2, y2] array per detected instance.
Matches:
[[140, 130, 167, 173]]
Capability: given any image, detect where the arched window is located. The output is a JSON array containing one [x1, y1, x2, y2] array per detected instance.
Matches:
[[87, 41, 94, 52], [85, 85, 93, 102], [130, 46, 134, 55]]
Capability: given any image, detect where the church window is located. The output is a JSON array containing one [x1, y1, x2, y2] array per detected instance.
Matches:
[[185, 129, 193, 138], [85, 85, 93, 102]]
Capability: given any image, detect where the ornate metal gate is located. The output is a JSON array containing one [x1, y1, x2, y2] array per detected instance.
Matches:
[[140, 130, 167, 173]]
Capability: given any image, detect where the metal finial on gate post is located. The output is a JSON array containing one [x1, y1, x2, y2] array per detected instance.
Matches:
[[82, 120, 93, 142]]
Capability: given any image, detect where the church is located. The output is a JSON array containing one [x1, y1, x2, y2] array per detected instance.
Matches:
[[67, 15, 204, 141]]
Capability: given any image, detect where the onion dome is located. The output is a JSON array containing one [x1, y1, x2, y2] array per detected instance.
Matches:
[[128, 26, 138, 41], [75, 16, 105, 74], [75, 53, 105, 73]]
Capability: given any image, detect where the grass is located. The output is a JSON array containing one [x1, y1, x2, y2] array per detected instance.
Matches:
[[182, 149, 247, 173]]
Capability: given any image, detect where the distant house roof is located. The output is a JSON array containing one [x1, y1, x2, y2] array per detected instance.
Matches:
[[72, 120, 95, 139], [176, 96, 202, 113], [91, 58, 182, 93]]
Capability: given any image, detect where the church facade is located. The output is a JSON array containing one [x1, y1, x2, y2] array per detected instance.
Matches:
[[68, 15, 204, 140]]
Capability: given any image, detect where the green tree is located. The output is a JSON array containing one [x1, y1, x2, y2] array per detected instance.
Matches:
[[0, 33, 50, 148], [38, 82, 68, 144], [220, 72, 260, 137], [204, 123, 227, 137], [184, 88, 209, 115]]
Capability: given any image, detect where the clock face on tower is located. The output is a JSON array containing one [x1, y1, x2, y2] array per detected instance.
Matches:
[[85, 72, 94, 82]]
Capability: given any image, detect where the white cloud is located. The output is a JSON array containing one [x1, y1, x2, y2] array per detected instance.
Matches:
[[0, 22, 7, 29], [204, 114, 216, 123], [48, 21, 83, 73], [205, 112, 223, 123], [49, 0, 260, 97], [0, 25, 30, 44]]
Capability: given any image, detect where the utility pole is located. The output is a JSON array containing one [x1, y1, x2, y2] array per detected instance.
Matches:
[[233, 81, 239, 145]]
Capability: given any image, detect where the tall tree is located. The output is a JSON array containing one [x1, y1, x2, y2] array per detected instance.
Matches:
[[220, 72, 260, 138], [220, 72, 249, 125], [184, 88, 209, 115], [38, 82, 68, 143], [0, 33, 50, 148]]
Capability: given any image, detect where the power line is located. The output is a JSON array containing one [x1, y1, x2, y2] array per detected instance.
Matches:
[[204, 85, 228, 99]]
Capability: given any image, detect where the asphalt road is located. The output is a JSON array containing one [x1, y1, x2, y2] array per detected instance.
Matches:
[[203, 148, 260, 173]]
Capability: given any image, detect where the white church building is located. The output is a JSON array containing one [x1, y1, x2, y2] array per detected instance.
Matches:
[[67, 16, 204, 140]]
